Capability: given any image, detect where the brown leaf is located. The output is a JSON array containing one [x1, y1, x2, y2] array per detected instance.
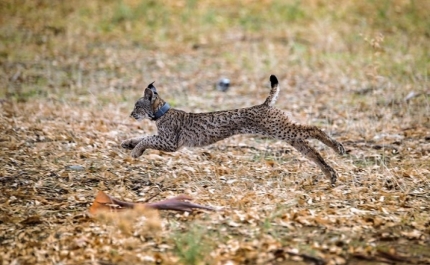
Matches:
[[377, 248, 410, 262], [20, 216, 43, 225], [88, 191, 215, 216], [401, 230, 423, 240]]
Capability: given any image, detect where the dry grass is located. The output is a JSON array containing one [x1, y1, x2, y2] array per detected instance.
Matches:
[[1, 0, 429, 264]]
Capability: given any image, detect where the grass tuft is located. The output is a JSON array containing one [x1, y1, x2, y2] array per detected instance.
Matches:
[[173, 225, 212, 265]]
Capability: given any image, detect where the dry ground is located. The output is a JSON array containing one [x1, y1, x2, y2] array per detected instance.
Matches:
[[1, 1, 429, 264]]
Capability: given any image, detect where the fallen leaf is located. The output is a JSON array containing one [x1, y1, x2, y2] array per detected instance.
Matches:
[[88, 190, 215, 215]]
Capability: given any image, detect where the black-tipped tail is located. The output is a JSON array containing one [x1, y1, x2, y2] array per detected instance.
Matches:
[[263, 75, 280, 107], [270, 75, 278, 88]]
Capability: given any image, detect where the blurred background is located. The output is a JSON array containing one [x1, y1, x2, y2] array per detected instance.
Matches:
[[1, 0, 428, 109]]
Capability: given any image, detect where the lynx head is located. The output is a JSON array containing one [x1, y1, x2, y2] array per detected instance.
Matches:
[[130, 82, 169, 121]]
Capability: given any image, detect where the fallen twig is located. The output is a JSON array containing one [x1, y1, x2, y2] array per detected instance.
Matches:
[[88, 190, 215, 215]]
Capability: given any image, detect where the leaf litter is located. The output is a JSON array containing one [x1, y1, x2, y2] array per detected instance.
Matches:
[[1, 1, 430, 264], [1, 87, 429, 264]]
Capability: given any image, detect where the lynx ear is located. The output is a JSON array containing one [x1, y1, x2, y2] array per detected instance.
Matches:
[[144, 88, 155, 102]]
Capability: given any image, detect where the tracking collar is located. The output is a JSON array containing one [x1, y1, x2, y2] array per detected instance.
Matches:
[[153, 102, 170, 120], [148, 82, 170, 120]]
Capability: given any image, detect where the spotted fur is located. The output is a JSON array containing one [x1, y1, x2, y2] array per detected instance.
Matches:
[[122, 75, 345, 185]]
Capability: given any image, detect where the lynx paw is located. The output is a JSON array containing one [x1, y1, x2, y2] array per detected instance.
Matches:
[[121, 139, 138, 150], [131, 147, 145, 158], [329, 170, 338, 187], [324, 167, 338, 187], [336, 142, 346, 155]]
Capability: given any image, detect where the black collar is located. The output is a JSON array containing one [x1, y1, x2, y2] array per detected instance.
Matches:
[[152, 103, 170, 120]]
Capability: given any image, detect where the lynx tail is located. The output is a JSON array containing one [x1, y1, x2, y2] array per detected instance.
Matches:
[[264, 75, 280, 107]]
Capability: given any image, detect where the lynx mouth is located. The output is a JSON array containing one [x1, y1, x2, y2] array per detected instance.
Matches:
[[130, 113, 146, 121]]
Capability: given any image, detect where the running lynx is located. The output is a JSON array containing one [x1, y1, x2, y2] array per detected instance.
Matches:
[[122, 75, 345, 185]]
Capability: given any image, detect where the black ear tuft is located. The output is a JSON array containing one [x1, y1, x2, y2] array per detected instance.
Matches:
[[270, 75, 278, 87], [147, 81, 157, 93]]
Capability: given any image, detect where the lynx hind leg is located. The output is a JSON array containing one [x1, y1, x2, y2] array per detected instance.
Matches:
[[289, 139, 338, 186], [305, 126, 345, 155], [121, 137, 144, 150]]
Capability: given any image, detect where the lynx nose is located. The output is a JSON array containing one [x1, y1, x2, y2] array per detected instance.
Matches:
[[130, 112, 138, 120]]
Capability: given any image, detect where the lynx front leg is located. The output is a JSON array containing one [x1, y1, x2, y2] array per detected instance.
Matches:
[[121, 137, 145, 150], [130, 135, 178, 158], [289, 139, 338, 186]]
